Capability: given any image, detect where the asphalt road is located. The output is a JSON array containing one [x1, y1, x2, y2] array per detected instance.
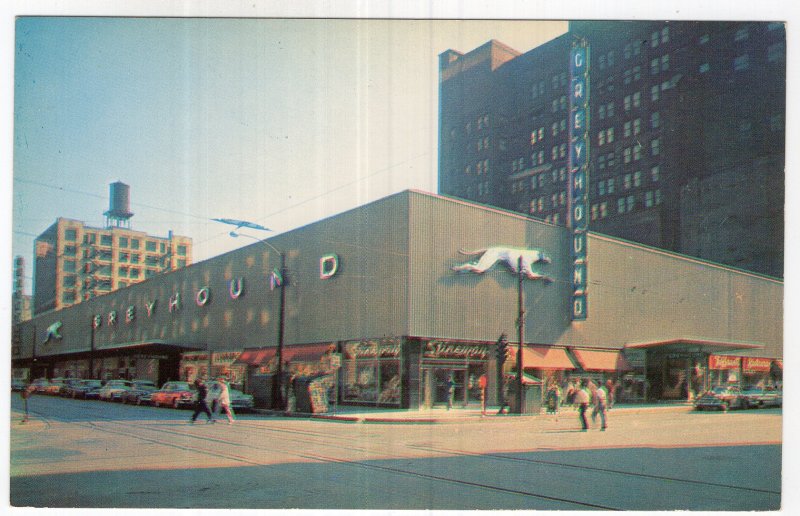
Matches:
[[10, 392, 783, 510]]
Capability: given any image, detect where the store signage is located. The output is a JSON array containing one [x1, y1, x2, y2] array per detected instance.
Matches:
[[451, 246, 552, 281], [229, 278, 244, 299], [195, 287, 211, 307], [344, 340, 401, 359], [743, 357, 771, 373], [569, 40, 590, 321], [146, 300, 157, 317], [108, 311, 118, 326], [709, 355, 741, 370], [320, 254, 339, 279], [169, 293, 182, 313], [212, 351, 242, 365], [423, 341, 489, 360], [125, 306, 136, 324]]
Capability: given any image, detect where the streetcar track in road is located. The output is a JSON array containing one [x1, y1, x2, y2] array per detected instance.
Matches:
[[67, 417, 622, 510], [404, 443, 782, 496], [13, 397, 781, 509]]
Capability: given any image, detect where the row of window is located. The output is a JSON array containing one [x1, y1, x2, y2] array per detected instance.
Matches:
[[512, 165, 660, 198], [526, 188, 663, 218], [63, 229, 188, 256]]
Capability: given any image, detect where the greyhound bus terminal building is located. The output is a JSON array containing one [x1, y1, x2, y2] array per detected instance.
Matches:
[[11, 190, 783, 408]]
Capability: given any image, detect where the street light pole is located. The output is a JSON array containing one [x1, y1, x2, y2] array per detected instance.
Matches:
[[220, 223, 287, 411], [516, 255, 526, 414]]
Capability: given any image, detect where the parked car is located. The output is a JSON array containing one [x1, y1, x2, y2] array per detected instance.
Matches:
[[58, 378, 85, 397], [206, 382, 253, 412], [122, 381, 159, 405], [42, 377, 68, 395], [150, 381, 196, 409], [694, 386, 746, 411], [11, 378, 27, 392], [96, 380, 133, 401], [741, 387, 782, 409], [62, 379, 104, 399], [228, 389, 255, 412], [30, 378, 52, 394]]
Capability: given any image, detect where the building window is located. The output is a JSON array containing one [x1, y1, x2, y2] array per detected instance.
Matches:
[[633, 118, 641, 135], [651, 85, 660, 102], [559, 143, 567, 158], [63, 275, 76, 288], [63, 259, 76, 273], [131, 253, 140, 263], [650, 58, 659, 75], [624, 173, 632, 189], [84, 233, 96, 244], [650, 166, 661, 183], [119, 237, 128, 248], [699, 33, 710, 45], [651, 138, 661, 156], [598, 181, 606, 196], [734, 27, 749, 42], [770, 114, 785, 132], [633, 65, 641, 81], [145, 241, 157, 252], [661, 27, 669, 44], [627, 195, 635, 212], [98, 264, 112, 276], [633, 143, 642, 161], [699, 63, 710, 74], [118, 266, 128, 277], [607, 152, 616, 168], [623, 147, 631, 164], [733, 54, 750, 71], [661, 55, 670, 71], [64, 229, 77, 241], [63, 245, 77, 257], [600, 201, 608, 218], [62, 291, 76, 304], [651, 31, 659, 48], [100, 234, 113, 247], [655, 189, 662, 205], [767, 43, 785, 63], [634, 171, 642, 187], [633, 91, 641, 108], [618, 197, 626, 213], [598, 155, 606, 170], [624, 95, 631, 111], [130, 268, 140, 279], [624, 121, 631, 138], [607, 178, 615, 194], [645, 190, 654, 208], [178, 259, 186, 268], [130, 239, 140, 250], [651, 112, 661, 129]]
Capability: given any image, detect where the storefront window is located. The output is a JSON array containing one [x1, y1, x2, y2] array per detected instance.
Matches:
[[342, 338, 402, 406]]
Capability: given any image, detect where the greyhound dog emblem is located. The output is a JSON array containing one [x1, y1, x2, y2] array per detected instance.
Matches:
[[451, 246, 552, 281], [43, 321, 63, 344]]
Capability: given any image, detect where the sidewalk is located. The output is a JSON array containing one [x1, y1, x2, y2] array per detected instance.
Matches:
[[256, 402, 694, 423]]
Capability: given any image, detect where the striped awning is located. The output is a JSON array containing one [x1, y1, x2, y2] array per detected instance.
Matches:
[[511, 346, 576, 370], [234, 347, 276, 366], [572, 349, 631, 372]]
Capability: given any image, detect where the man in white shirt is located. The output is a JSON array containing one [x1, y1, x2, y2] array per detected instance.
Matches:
[[592, 385, 608, 431], [574, 379, 591, 431]]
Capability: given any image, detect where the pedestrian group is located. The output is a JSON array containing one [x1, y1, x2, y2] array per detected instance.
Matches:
[[190, 377, 235, 425]]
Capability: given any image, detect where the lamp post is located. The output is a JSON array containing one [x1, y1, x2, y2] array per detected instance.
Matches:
[[214, 219, 287, 410]]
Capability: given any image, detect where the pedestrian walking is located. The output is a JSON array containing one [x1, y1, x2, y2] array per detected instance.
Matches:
[[575, 379, 591, 431], [592, 384, 609, 431], [21, 382, 34, 423], [446, 373, 456, 410], [478, 374, 488, 415], [215, 377, 235, 424], [190, 378, 214, 424], [546, 382, 560, 418], [605, 379, 616, 409]]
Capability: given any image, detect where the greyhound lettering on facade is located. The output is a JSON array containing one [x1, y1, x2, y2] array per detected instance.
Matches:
[[451, 246, 552, 281]]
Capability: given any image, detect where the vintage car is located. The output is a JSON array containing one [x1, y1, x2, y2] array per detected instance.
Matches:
[[30, 378, 53, 394], [42, 377, 68, 395], [694, 386, 746, 411], [122, 381, 159, 405], [741, 387, 782, 409], [57, 378, 85, 397], [149, 381, 196, 409], [62, 379, 104, 399], [228, 389, 255, 412], [96, 380, 134, 401], [11, 378, 27, 392]]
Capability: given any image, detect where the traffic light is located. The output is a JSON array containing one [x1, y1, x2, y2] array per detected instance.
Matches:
[[496, 333, 509, 363]]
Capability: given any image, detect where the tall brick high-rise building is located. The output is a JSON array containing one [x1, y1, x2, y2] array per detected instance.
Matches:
[[438, 21, 785, 278]]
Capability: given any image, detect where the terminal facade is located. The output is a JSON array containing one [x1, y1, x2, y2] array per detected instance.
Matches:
[[12, 191, 782, 408]]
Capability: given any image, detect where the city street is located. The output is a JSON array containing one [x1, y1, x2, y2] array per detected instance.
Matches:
[[10, 392, 782, 510]]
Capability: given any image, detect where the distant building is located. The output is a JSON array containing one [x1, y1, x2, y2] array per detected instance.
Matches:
[[438, 21, 785, 278], [33, 183, 193, 315], [12, 256, 32, 323]]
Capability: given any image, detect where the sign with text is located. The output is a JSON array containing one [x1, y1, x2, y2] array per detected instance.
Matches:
[[569, 41, 590, 320]]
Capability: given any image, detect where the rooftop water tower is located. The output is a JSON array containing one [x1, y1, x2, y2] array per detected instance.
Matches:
[[104, 181, 134, 229]]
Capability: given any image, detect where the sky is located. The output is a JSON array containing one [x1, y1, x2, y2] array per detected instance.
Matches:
[[9, 15, 569, 296]]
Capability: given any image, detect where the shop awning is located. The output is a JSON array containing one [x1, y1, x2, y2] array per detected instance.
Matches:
[[283, 343, 335, 363], [624, 338, 763, 354], [511, 346, 576, 370], [234, 347, 276, 366], [572, 349, 631, 372]]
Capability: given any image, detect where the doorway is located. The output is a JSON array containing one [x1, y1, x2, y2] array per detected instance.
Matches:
[[422, 367, 466, 408]]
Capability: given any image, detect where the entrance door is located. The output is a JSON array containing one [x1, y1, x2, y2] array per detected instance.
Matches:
[[432, 368, 466, 407]]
